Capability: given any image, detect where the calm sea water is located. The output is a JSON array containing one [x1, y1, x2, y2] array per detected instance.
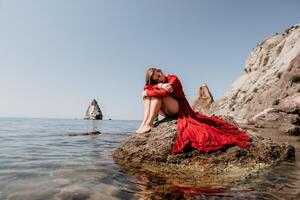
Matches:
[[0, 117, 299, 200]]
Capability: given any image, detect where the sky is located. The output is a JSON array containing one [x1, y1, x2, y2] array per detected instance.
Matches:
[[0, 0, 299, 120]]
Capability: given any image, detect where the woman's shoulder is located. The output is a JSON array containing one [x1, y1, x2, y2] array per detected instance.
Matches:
[[167, 74, 178, 77], [144, 83, 158, 89], [167, 74, 179, 80]]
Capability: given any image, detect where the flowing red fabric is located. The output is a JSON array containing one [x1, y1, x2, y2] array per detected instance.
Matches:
[[144, 74, 251, 154]]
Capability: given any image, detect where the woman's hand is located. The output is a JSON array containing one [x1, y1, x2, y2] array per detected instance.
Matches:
[[160, 83, 173, 92], [142, 89, 148, 99]]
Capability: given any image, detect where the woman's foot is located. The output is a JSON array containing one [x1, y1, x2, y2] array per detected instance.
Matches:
[[136, 124, 152, 134], [135, 127, 142, 133], [135, 122, 146, 133]]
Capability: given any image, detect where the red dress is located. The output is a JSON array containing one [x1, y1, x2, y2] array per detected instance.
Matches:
[[144, 74, 251, 154]]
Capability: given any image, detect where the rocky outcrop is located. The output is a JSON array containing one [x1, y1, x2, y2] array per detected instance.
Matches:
[[191, 84, 214, 115], [113, 118, 295, 180], [84, 99, 103, 120], [209, 24, 300, 135]]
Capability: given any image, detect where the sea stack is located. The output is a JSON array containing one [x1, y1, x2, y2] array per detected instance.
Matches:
[[192, 83, 214, 115], [84, 99, 103, 120]]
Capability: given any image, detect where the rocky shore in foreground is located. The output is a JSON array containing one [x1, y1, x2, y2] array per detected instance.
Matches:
[[113, 118, 295, 180]]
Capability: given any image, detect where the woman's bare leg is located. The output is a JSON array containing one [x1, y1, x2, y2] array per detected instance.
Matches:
[[138, 97, 162, 133], [161, 96, 179, 116], [136, 96, 179, 134], [136, 97, 151, 133], [158, 109, 167, 117]]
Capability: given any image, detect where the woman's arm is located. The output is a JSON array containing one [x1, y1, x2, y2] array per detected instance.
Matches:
[[167, 75, 180, 89], [144, 84, 159, 90], [146, 75, 180, 97], [145, 88, 170, 97]]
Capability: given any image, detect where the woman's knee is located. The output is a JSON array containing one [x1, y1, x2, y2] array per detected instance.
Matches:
[[151, 97, 163, 102]]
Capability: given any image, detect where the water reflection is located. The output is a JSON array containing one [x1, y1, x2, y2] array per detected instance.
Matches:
[[132, 174, 229, 199], [114, 159, 249, 199]]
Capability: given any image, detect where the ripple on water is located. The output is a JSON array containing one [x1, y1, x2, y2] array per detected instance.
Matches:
[[0, 118, 299, 199]]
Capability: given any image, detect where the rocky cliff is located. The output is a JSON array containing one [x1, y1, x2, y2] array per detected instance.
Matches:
[[207, 24, 300, 135], [84, 99, 103, 120]]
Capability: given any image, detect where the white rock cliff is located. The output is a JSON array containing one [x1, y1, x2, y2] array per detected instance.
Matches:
[[208, 24, 300, 134]]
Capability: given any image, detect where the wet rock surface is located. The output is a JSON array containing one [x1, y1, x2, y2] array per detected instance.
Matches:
[[113, 118, 295, 180]]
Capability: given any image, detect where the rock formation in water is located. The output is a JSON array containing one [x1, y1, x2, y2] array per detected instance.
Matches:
[[113, 118, 295, 180], [68, 131, 101, 136], [192, 84, 214, 115], [84, 99, 103, 120], [208, 24, 300, 135]]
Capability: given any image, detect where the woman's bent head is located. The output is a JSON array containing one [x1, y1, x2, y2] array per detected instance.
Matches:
[[145, 67, 166, 85]]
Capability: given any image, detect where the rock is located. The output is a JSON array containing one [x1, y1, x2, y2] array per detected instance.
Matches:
[[113, 118, 295, 181], [277, 94, 300, 114], [208, 24, 300, 134], [54, 185, 91, 200], [68, 131, 101, 136], [249, 108, 276, 123], [84, 99, 103, 120], [192, 84, 214, 115], [247, 105, 300, 135], [214, 115, 240, 127], [278, 123, 300, 136]]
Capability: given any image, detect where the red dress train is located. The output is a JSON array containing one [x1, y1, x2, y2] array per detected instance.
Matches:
[[144, 74, 251, 154]]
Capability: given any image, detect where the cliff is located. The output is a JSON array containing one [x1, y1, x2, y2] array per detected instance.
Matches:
[[208, 24, 300, 135]]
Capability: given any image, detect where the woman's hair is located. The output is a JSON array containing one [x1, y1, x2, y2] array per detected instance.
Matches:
[[145, 67, 162, 85]]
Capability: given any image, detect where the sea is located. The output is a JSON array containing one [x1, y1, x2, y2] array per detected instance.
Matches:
[[0, 117, 299, 200]]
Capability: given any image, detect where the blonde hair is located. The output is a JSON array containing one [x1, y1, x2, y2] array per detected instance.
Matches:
[[145, 67, 162, 85]]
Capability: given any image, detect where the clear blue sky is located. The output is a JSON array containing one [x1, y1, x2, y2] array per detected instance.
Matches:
[[0, 0, 299, 120]]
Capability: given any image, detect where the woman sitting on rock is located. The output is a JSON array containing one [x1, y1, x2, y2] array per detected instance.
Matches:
[[136, 67, 251, 154]]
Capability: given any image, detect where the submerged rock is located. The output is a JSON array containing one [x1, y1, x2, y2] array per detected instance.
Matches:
[[68, 131, 101, 136], [84, 99, 103, 120], [113, 118, 295, 181]]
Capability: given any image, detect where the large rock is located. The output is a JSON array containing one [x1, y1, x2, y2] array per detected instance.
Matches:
[[208, 24, 300, 134], [191, 84, 214, 115], [84, 99, 103, 120], [113, 118, 295, 181]]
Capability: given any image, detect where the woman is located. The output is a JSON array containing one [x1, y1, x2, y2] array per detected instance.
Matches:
[[136, 67, 251, 154]]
